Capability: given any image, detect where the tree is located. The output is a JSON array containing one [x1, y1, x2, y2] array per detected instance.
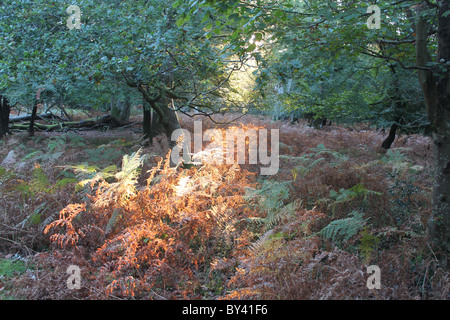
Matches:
[[1, 0, 243, 140], [72, 0, 246, 139], [378, 64, 428, 149], [0, 0, 89, 136]]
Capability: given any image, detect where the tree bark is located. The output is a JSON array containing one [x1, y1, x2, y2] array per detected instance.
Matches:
[[139, 85, 180, 140], [148, 96, 180, 139], [416, 1, 450, 253], [142, 101, 164, 139], [0, 95, 11, 138]]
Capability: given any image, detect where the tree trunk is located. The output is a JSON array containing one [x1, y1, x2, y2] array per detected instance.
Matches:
[[10, 112, 57, 122], [148, 97, 180, 139], [140, 85, 180, 140], [381, 64, 404, 150], [143, 101, 151, 139], [312, 117, 322, 129], [59, 95, 72, 121], [305, 113, 327, 129], [142, 101, 164, 139], [381, 122, 399, 149], [416, 1, 450, 254], [10, 114, 119, 132], [0, 95, 11, 138], [29, 99, 38, 137], [142, 7, 180, 141]]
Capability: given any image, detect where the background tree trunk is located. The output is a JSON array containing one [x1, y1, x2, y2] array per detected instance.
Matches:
[[150, 97, 180, 139], [0, 95, 11, 138], [111, 97, 131, 125], [29, 99, 38, 137], [381, 122, 399, 149], [143, 100, 151, 139], [381, 65, 404, 150], [142, 100, 165, 139]]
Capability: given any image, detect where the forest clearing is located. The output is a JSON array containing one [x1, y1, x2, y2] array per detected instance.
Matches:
[[0, 0, 449, 303]]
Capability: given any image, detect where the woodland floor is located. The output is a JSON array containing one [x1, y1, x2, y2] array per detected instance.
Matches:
[[0, 113, 448, 300]]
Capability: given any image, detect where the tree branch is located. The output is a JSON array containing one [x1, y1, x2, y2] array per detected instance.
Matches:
[[360, 46, 431, 71]]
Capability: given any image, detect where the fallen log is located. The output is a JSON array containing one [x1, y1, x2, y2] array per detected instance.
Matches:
[[9, 114, 123, 132], [9, 112, 64, 123], [10, 123, 50, 131]]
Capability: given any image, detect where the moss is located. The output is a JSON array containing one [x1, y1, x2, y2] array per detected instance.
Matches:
[[0, 258, 30, 300], [0, 258, 28, 278]]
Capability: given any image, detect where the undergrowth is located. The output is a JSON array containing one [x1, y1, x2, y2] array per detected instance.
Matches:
[[0, 115, 448, 300], [39, 149, 258, 298]]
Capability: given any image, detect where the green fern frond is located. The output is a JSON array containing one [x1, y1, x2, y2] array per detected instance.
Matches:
[[55, 177, 78, 189], [358, 229, 380, 263], [245, 180, 291, 212], [263, 200, 300, 231], [69, 149, 145, 198], [47, 136, 66, 152], [115, 149, 144, 183], [322, 183, 382, 209], [245, 180, 295, 231], [310, 143, 349, 163], [23, 150, 43, 161], [282, 144, 348, 178], [381, 149, 409, 164], [321, 211, 369, 243], [381, 149, 411, 172], [248, 229, 274, 253], [105, 208, 122, 235]]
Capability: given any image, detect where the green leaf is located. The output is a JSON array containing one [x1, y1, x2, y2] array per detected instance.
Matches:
[[231, 29, 240, 40], [273, 10, 285, 20], [228, 13, 241, 22], [176, 16, 186, 27], [344, 13, 359, 21]]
